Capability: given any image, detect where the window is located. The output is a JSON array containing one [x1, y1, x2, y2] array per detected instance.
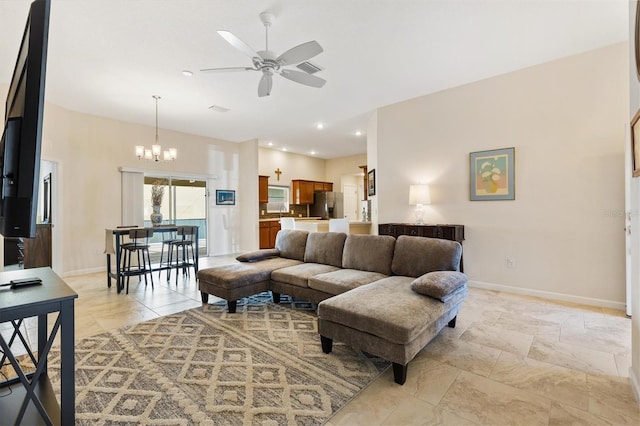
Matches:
[[266, 185, 290, 213]]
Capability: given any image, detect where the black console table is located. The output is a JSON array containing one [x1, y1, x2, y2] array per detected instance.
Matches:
[[0, 267, 77, 425], [379, 223, 465, 271]]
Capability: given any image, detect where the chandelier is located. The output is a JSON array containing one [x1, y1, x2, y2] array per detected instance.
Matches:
[[136, 95, 177, 162]]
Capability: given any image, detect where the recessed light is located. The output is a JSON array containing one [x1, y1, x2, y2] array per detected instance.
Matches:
[[267, 141, 273, 146], [182, 70, 193, 77], [310, 150, 316, 155], [355, 130, 363, 136], [208, 104, 229, 113], [316, 123, 324, 130], [282, 148, 287, 152]]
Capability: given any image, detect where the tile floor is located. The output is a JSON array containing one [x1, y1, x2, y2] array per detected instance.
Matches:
[[2, 256, 639, 425]]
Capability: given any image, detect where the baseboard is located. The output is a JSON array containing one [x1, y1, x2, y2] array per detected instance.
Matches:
[[630, 367, 640, 406], [468, 280, 626, 311], [63, 266, 105, 277]]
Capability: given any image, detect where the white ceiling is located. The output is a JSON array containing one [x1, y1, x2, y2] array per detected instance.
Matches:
[[0, 0, 629, 159]]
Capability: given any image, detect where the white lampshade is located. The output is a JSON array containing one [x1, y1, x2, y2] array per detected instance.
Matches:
[[409, 184, 431, 205]]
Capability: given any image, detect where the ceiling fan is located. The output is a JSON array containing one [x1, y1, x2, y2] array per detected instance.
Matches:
[[201, 12, 326, 97]]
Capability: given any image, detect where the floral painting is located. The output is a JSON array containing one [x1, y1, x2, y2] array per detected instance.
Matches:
[[469, 147, 515, 201]]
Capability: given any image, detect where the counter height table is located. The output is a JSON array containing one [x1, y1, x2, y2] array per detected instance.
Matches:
[[104, 225, 199, 293]]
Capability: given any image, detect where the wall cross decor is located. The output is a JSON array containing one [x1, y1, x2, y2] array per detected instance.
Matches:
[[274, 168, 282, 181]]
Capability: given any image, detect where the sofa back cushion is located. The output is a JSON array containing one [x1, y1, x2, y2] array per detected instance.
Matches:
[[275, 230, 309, 261], [342, 234, 396, 275], [391, 235, 462, 277], [304, 232, 347, 267]]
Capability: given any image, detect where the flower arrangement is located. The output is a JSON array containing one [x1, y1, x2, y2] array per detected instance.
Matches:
[[480, 160, 502, 183], [151, 180, 165, 206], [479, 159, 501, 193]]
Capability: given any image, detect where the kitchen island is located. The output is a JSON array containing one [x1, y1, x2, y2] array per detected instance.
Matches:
[[294, 219, 371, 234]]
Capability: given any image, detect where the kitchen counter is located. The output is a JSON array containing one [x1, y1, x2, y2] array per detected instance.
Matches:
[[258, 218, 372, 234]]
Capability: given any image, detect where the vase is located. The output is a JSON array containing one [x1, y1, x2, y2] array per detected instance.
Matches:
[[484, 180, 498, 193], [150, 205, 162, 226]]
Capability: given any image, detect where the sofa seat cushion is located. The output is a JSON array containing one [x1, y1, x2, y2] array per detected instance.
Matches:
[[270, 263, 340, 288], [309, 269, 387, 295], [304, 232, 347, 267], [318, 276, 467, 345], [411, 271, 468, 302], [197, 257, 301, 290]]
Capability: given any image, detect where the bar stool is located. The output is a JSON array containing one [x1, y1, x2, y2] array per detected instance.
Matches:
[[167, 226, 197, 285], [120, 228, 154, 294], [157, 226, 177, 279]]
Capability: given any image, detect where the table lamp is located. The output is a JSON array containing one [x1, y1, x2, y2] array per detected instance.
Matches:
[[409, 184, 431, 225]]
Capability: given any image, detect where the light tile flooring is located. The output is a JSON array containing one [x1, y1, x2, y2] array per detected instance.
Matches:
[[2, 256, 639, 425]]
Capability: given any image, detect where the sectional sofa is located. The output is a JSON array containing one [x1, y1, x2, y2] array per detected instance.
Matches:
[[197, 229, 467, 384]]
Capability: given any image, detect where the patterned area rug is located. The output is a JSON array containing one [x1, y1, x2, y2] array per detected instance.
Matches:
[[48, 293, 389, 425]]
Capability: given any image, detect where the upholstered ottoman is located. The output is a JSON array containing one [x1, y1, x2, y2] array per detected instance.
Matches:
[[197, 229, 309, 312], [198, 257, 301, 312], [318, 276, 466, 384]]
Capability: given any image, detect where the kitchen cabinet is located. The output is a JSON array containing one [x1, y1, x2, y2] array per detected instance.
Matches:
[[292, 180, 315, 204], [259, 221, 281, 249], [292, 179, 334, 204], [259, 175, 269, 204]]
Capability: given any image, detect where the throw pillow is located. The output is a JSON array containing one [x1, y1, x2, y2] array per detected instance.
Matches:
[[410, 271, 467, 302], [236, 249, 280, 262]]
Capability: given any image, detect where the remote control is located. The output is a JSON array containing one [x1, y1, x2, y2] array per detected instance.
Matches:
[[10, 277, 42, 288]]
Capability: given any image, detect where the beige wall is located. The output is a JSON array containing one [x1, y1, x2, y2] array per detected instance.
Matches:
[[258, 147, 326, 188], [375, 43, 628, 307], [0, 86, 257, 275]]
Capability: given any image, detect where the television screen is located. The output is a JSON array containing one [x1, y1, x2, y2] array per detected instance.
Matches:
[[0, 0, 50, 238]]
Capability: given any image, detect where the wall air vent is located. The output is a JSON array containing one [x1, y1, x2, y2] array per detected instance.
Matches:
[[296, 61, 323, 75], [209, 104, 230, 113]]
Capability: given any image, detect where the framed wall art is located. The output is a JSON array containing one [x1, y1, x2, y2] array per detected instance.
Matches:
[[469, 147, 515, 201], [216, 189, 236, 205], [367, 169, 376, 196], [632, 109, 640, 177]]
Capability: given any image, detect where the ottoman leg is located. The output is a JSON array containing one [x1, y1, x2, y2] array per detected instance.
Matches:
[[201, 292, 209, 303], [320, 335, 333, 354], [228, 300, 237, 313], [392, 363, 407, 385], [448, 316, 457, 328], [272, 291, 281, 304]]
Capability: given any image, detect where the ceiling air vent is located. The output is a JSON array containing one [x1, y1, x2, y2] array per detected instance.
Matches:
[[296, 61, 323, 75], [209, 104, 230, 113]]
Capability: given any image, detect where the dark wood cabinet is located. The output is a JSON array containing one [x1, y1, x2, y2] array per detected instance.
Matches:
[[379, 223, 465, 271], [259, 175, 269, 204], [23, 223, 52, 269], [259, 221, 281, 249], [292, 179, 334, 204], [292, 180, 315, 204]]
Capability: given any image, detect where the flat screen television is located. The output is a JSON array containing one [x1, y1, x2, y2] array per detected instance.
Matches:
[[0, 0, 50, 238]]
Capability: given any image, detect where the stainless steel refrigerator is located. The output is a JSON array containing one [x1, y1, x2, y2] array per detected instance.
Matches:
[[310, 192, 344, 219]]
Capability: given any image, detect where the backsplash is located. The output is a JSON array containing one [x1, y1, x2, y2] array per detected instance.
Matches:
[[259, 203, 309, 219]]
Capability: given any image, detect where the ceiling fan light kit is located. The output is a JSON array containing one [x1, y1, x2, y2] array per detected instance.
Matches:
[[201, 11, 326, 97]]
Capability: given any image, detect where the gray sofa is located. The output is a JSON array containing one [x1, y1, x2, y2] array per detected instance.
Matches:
[[197, 229, 467, 384]]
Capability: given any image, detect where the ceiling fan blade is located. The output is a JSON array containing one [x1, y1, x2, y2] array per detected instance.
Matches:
[[276, 41, 323, 66], [217, 30, 260, 60], [279, 69, 326, 88], [200, 66, 255, 73], [258, 71, 273, 97]]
